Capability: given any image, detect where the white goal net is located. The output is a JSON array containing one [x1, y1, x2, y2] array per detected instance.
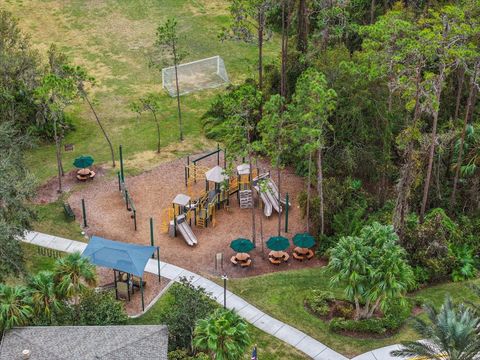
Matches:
[[162, 55, 229, 97]]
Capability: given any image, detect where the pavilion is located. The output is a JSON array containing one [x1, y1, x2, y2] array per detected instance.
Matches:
[[81, 236, 160, 311]]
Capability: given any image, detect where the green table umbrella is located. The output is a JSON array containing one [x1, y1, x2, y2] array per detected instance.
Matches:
[[73, 155, 94, 169], [266, 236, 290, 251], [230, 238, 255, 253], [293, 233, 315, 248]]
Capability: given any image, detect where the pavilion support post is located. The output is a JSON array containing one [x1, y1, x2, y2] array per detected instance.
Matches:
[[150, 218, 154, 258], [157, 247, 161, 284], [127, 273, 131, 302], [113, 270, 118, 300], [140, 278, 145, 311], [133, 209, 137, 231]]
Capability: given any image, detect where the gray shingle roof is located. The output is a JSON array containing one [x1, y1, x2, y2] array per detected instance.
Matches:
[[0, 325, 168, 360]]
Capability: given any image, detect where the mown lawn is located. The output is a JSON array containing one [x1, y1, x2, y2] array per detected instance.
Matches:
[[225, 267, 480, 358], [129, 284, 309, 360], [31, 200, 86, 241], [4, 0, 279, 183]]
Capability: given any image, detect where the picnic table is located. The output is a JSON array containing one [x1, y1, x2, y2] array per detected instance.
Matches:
[[230, 252, 252, 267], [268, 251, 289, 265], [76, 168, 96, 181], [293, 247, 314, 261]]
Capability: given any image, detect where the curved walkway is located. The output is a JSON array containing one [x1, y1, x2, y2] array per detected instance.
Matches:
[[22, 231, 348, 360]]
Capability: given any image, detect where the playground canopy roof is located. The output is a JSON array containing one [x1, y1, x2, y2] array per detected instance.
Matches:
[[206, 165, 228, 183], [173, 193, 191, 206], [237, 163, 250, 175], [82, 236, 156, 277]]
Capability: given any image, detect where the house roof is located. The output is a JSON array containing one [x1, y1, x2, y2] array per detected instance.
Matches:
[[0, 325, 168, 360], [82, 236, 156, 277]]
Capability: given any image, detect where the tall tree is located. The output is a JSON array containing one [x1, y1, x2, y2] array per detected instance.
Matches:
[[297, 0, 308, 53], [131, 93, 163, 153], [0, 123, 36, 281], [419, 6, 469, 221], [194, 308, 251, 360], [155, 18, 187, 141], [391, 296, 480, 360], [224, 84, 262, 245], [0, 11, 41, 134], [222, 0, 274, 116], [451, 60, 479, 204], [259, 95, 290, 236], [35, 46, 81, 193], [72, 66, 116, 168], [290, 68, 336, 235]]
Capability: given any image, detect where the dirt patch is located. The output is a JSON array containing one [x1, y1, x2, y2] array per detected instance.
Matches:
[[96, 266, 170, 316], [34, 166, 107, 204], [68, 152, 324, 278]]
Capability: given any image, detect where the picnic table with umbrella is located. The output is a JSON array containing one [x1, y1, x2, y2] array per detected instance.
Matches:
[[73, 155, 96, 181], [230, 238, 254, 268], [292, 233, 315, 261], [266, 236, 290, 265]]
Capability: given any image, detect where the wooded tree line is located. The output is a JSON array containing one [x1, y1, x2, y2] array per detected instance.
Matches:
[[205, 0, 480, 284]]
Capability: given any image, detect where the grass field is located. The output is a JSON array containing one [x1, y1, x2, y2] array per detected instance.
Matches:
[[3, 0, 278, 183], [129, 284, 309, 360], [225, 267, 480, 357]]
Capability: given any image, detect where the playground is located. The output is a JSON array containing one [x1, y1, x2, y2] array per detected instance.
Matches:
[[68, 149, 324, 278]]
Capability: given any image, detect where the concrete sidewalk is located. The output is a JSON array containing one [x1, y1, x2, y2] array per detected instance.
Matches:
[[22, 231, 348, 360]]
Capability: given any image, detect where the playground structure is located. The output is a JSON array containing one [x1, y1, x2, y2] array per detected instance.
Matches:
[[253, 172, 291, 217], [163, 146, 289, 247]]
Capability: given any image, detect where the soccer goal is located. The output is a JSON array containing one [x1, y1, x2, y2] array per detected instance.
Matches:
[[162, 55, 229, 97]]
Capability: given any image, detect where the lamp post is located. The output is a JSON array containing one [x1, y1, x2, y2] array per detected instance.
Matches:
[[221, 273, 228, 309]]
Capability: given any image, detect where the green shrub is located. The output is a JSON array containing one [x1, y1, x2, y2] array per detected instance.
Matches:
[[449, 244, 477, 282], [329, 300, 411, 335], [305, 290, 334, 316], [77, 289, 128, 325], [412, 266, 430, 286], [333, 302, 354, 319], [168, 349, 209, 360]]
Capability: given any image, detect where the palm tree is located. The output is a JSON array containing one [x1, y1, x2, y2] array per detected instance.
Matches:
[[54, 252, 97, 305], [194, 309, 251, 360], [28, 271, 62, 322], [391, 296, 480, 360], [0, 284, 33, 330]]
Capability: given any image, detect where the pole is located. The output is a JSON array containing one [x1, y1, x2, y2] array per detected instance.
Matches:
[[117, 172, 121, 191], [140, 278, 145, 311], [125, 189, 130, 210], [217, 143, 220, 165], [157, 247, 161, 284], [285, 192, 289, 233], [113, 270, 118, 300], [221, 274, 228, 309], [150, 218, 155, 258], [81, 199, 88, 228], [119, 145, 124, 182]]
